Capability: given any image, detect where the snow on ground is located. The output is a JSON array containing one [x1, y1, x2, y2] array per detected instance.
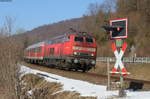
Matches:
[[20, 65, 150, 99]]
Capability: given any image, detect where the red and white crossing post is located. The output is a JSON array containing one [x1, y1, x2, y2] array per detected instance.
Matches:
[[103, 18, 130, 97], [111, 42, 130, 76], [111, 18, 129, 97]]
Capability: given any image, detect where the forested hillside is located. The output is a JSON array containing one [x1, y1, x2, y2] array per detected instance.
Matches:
[[16, 0, 150, 56], [14, 18, 84, 49], [84, 0, 150, 56], [1, 0, 150, 98]]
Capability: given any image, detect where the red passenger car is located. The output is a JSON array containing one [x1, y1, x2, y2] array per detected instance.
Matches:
[[24, 32, 97, 72], [24, 42, 45, 63]]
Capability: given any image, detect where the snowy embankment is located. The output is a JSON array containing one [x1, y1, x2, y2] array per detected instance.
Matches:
[[20, 65, 150, 99]]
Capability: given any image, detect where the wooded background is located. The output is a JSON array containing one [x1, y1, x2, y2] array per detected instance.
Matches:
[[0, 0, 150, 98], [14, 0, 150, 57]]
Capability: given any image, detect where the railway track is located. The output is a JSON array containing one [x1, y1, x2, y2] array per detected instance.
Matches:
[[21, 62, 150, 91]]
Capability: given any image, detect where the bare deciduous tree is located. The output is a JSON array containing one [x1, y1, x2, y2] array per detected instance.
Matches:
[[0, 16, 22, 99]]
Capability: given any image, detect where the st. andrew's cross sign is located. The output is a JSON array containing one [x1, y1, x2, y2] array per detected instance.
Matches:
[[111, 42, 130, 76], [109, 18, 130, 76]]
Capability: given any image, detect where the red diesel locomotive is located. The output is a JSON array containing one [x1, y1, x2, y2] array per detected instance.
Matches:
[[24, 32, 97, 72]]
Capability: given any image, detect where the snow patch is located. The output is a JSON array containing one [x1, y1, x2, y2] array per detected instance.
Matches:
[[20, 65, 150, 99], [27, 90, 33, 95]]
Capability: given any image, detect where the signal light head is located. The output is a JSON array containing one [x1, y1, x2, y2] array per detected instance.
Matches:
[[110, 18, 128, 39], [102, 26, 123, 32]]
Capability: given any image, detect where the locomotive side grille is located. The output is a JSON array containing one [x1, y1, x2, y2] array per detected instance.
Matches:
[[73, 46, 96, 52]]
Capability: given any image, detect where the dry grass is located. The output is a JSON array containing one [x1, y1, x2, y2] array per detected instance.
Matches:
[[92, 62, 150, 81], [125, 63, 150, 81], [21, 74, 96, 99], [0, 38, 23, 99], [89, 62, 114, 75]]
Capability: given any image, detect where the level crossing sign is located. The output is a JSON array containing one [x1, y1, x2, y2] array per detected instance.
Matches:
[[110, 42, 130, 76], [104, 18, 130, 96]]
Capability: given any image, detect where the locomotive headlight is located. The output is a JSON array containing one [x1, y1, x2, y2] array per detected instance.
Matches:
[[91, 53, 94, 56], [74, 52, 77, 55]]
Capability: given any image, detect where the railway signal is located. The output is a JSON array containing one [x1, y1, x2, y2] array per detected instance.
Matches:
[[102, 26, 124, 33], [103, 18, 129, 97], [109, 18, 129, 76], [110, 18, 128, 39], [102, 18, 128, 40]]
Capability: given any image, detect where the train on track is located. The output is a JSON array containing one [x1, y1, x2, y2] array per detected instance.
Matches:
[[24, 32, 97, 72]]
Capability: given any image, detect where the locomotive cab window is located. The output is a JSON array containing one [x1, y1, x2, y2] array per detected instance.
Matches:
[[66, 36, 70, 41], [74, 36, 83, 42], [86, 37, 93, 43]]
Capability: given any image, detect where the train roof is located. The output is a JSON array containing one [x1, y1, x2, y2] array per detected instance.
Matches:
[[25, 32, 94, 50], [26, 41, 45, 50], [65, 32, 93, 36], [46, 32, 93, 41]]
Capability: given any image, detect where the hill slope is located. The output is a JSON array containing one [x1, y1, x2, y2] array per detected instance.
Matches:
[[18, 18, 84, 46]]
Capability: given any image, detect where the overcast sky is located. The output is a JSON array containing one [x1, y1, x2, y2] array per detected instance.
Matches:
[[0, 0, 103, 32]]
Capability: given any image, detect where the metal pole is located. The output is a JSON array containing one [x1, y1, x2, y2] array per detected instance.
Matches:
[[119, 48, 126, 97], [119, 73, 126, 97], [107, 58, 111, 90]]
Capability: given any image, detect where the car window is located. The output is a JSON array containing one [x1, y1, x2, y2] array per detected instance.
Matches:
[[74, 37, 83, 42], [86, 37, 93, 43]]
